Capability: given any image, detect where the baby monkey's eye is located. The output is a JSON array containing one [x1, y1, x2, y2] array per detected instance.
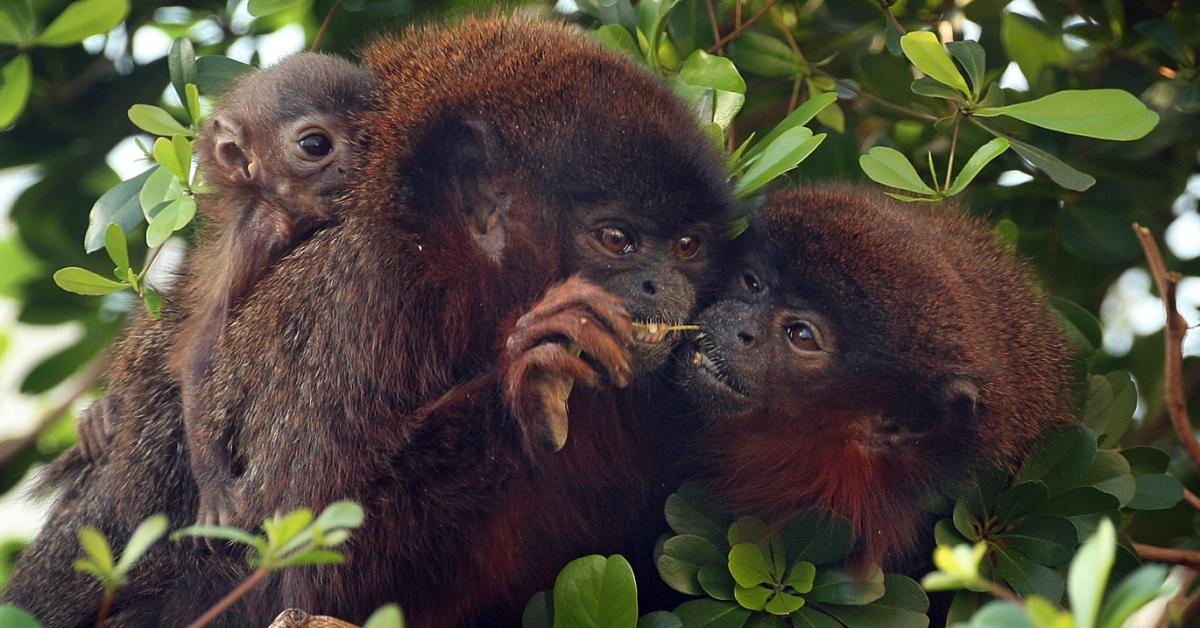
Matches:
[[298, 133, 334, 158], [595, 227, 635, 254], [671, 236, 701, 259], [785, 322, 821, 351]]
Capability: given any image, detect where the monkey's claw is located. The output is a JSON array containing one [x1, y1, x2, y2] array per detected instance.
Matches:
[[76, 396, 116, 462]]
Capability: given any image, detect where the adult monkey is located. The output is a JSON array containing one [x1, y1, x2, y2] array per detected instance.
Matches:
[[3, 15, 731, 628], [681, 185, 1073, 569]]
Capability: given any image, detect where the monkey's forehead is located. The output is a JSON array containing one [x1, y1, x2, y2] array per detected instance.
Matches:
[[218, 52, 374, 124], [354, 16, 730, 217]]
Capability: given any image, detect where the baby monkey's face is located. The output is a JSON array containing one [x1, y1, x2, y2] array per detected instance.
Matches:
[[271, 110, 357, 202]]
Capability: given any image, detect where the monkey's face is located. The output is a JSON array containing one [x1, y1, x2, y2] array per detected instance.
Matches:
[[679, 207, 980, 466], [567, 203, 724, 374], [270, 112, 357, 205]]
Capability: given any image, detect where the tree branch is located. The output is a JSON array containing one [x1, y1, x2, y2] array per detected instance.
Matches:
[[1134, 543, 1200, 570], [1133, 224, 1200, 473]]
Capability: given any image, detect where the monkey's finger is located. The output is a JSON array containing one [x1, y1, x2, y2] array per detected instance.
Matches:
[[519, 279, 630, 335], [507, 344, 600, 391], [507, 315, 632, 386]]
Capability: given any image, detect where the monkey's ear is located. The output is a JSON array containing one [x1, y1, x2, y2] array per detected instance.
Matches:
[[210, 115, 255, 182], [433, 117, 508, 261]]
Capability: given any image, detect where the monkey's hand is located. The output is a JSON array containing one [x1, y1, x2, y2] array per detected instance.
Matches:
[[502, 276, 633, 455], [76, 395, 116, 462]]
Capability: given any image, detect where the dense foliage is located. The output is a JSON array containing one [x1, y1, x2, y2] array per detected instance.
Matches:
[[0, 0, 1198, 625]]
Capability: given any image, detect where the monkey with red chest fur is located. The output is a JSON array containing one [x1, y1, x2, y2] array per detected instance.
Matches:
[[3, 16, 732, 627], [680, 185, 1073, 568], [73, 53, 373, 529]]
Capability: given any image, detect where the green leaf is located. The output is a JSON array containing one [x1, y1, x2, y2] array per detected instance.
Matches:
[[732, 583, 770, 611], [993, 547, 1064, 602], [265, 508, 315, 549], [0, 55, 32, 128], [171, 524, 264, 550], [817, 574, 930, 628], [196, 56, 255, 96], [1052, 297, 1103, 357], [168, 38, 198, 115], [145, 196, 195, 247], [1015, 425, 1097, 495], [728, 32, 806, 77], [53, 267, 127, 296], [899, 32, 971, 97], [1095, 372, 1136, 448], [78, 527, 115, 574], [637, 611, 682, 628], [185, 84, 202, 126], [959, 601, 1035, 628], [859, 146, 938, 196], [1069, 518, 1115, 628], [0, 605, 40, 628], [1121, 447, 1170, 474], [276, 549, 346, 568], [1002, 132, 1096, 191], [1096, 564, 1172, 628], [37, 0, 129, 46], [975, 90, 1159, 141], [807, 566, 885, 605], [314, 500, 366, 530], [947, 40, 986, 97], [1134, 20, 1193, 67], [152, 136, 191, 183], [763, 589, 805, 615], [742, 92, 836, 163], [140, 166, 184, 217], [114, 514, 168, 574], [998, 515, 1077, 567], [680, 50, 746, 93], [672, 599, 750, 627], [247, 0, 306, 17], [947, 137, 1008, 195], [128, 105, 191, 137], [781, 510, 854, 565], [103, 224, 129, 272], [911, 77, 964, 101], [1079, 452, 1135, 507], [595, 24, 639, 58], [1126, 474, 1184, 510], [363, 603, 405, 628], [783, 561, 815, 593], [993, 481, 1049, 527], [143, 287, 163, 318], [553, 555, 638, 628], [523, 591, 554, 628], [1001, 12, 1069, 85], [735, 128, 825, 198], [728, 543, 773, 588], [664, 485, 731, 545], [697, 564, 735, 600], [85, 166, 156, 253], [0, 1, 36, 46], [727, 517, 768, 546]]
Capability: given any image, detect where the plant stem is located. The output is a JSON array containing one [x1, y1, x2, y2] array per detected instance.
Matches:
[[186, 567, 270, 628], [707, 0, 779, 53], [310, 0, 341, 52], [95, 589, 114, 628], [703, 0, 723, 54], [1132, 224, 1200, 473], [878, 0, 907, 35], [986, 582, 1024, 607], [135, 245, 163, 286], [811, 67, 940, 122], [1134, 542, 1200, 570], [944, 111, 961, 192]]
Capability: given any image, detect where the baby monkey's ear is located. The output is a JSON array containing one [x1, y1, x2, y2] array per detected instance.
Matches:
[[210, 114, 255, 183]]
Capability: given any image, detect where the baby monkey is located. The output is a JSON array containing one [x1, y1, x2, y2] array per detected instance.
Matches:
[[76, 53, 372, 527]]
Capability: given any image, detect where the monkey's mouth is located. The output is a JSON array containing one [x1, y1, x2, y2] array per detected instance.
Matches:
[[689, 334, 750, 397], [631, 322, 684, 344]]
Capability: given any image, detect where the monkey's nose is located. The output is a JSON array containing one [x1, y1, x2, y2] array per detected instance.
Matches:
[[736, 330, 754, 346], [641, 280, 657, 295]]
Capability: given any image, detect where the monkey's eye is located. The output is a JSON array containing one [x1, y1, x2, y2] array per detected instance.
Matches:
[[743, 271, 762, 293], [595, 227, 635, 254], [298, 133, 334, 159], [671, 236, 701, 259], [785, 322, 821, 351]]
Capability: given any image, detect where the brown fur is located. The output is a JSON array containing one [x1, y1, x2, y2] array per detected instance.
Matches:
[[682, 184, 1074, 568], [4, 15, 730, 627]]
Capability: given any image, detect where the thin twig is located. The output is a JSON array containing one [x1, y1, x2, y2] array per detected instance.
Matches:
[[813, 67, 940, 122], [944, 111, 961, 191], [707, 0, 779, 52], [703, 0, 723, 54], [1185, 488, 1200, 513], [310, 0, 341, 52], [1133, 224, 1200, 473], [0, 360, 104, 468], [95, 589, 114, 628], [1135, 543, 1200, 570], [186, 567, 269, 628], [878, 0, 907, 35]]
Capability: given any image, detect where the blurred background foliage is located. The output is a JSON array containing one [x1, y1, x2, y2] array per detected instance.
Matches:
[[0, 0, 1198, 619]]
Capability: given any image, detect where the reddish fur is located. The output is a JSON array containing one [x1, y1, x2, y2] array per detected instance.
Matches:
[[697, 185, 1074, 568]]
